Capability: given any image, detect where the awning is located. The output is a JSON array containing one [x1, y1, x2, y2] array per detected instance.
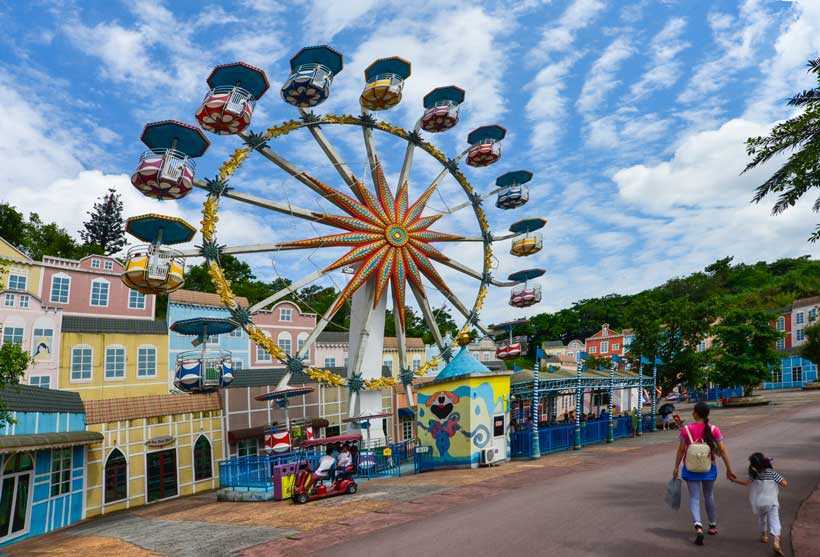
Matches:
[[228, 425, 267, 445], [0, 431, 103, 454], [398, 408, 415, 418]]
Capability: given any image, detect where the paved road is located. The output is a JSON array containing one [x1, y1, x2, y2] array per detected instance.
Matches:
[[328, 403, 820, 557]]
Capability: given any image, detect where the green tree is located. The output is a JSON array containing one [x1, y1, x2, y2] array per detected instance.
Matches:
[[799, 321, 820, 367], [744, 58, 820, 242], [80, 189, 125, 254], [0, 343, 29, 426], [711, 309, 782, 396]]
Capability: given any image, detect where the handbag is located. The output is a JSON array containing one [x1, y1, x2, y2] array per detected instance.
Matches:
[[665, 478, 681, 510], [684, 424, 713, 473]]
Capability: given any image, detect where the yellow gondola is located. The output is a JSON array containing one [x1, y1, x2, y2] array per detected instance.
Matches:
[[121, 214, 195, 296], [510, 234, 543, 256], [360, 57, 411, 111]]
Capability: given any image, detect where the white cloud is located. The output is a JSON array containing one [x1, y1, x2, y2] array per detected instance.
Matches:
[[576, 37, 633, 117], [531, 0, 606, 63], [629, 17, 689, 100], [301, 0, 380, 41], [677, 0, 772, 104]]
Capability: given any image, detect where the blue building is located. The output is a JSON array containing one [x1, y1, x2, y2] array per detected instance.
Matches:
[[0, 384, 102, 546], [167, 289, 250, 383], [763, 354, 818, 390]]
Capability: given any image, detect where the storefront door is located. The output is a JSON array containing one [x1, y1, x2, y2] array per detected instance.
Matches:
[[0, 453, 33, 541], [146, 449, 178, 503]]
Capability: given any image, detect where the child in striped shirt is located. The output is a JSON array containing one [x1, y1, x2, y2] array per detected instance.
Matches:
[[732, 452, 788, 556]]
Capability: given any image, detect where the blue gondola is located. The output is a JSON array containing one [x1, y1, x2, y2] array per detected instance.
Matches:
[[495, 170, 533, 210], [281, 45, 344, 108], [170, 317, 237, 393]]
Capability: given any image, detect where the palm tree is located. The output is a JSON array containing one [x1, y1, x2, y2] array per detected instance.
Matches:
[[744, 58, 820, 242]]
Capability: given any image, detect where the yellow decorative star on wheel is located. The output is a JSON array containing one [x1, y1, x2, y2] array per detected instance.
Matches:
[[275, 160, 464, 327]]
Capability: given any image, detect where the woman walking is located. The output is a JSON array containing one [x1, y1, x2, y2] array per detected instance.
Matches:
[[673, 401, 737, 545]]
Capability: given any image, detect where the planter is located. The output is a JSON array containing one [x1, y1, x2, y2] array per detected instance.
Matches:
[[721, 396, 770, 408]]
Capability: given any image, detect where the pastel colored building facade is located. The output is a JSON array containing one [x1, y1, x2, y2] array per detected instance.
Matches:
[[1, 292, 62, 389], [59, 316, 169, 400], [789, 296, 818, 348], [416, 346, 511, 468], [0, 385, 102, 546], [222, 367, 394, 457], [584, 324, 634, 358], [83, 393, 223, 517], [39, 254, 155, 319], [168, 290, 251, 378], [766, 296, 819, 390], [541, 339, 585, 367], [0, 238, 44, 298], [424, 335, 505, 373], [250, 301, 316, 368]]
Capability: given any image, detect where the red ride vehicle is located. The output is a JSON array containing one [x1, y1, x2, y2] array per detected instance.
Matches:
[[292, 434, 361, 504]]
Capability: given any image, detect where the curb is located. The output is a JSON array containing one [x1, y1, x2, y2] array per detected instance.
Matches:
[[791, 480, 820, 556]]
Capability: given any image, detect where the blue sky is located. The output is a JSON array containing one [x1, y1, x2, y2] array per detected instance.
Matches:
[[1, 0, 818, 325]]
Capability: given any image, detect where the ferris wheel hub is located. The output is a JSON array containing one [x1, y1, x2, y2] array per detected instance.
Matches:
[[384, 224, 409, 247]]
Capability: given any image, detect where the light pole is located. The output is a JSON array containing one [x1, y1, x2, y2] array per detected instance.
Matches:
[[651, 358, 658, 432], [574, 355, 584, 450], [636, 355, 643, 436], [607, 357, 616, 443], [530, 346, 542, 459]]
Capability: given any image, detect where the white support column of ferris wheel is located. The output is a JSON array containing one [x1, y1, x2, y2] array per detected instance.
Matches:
[[409, 283, 446, 352], [392, 308, 413, 405]]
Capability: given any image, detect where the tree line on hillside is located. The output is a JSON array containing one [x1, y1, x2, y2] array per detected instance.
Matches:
[[0, 190, 125, 260], [521, 256, 820, 396]]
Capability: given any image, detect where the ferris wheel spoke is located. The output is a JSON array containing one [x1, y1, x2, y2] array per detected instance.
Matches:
[[430, 187, 503, 216], [413, 241, 517, 287], [395, 120, 421, 215], [409, 281, 445, 351], [249, 269, 327, 314], [403, 147, 470, 225], [295, 288, 348, 362], [192, 180, 325, 224], [248, 136, 383, 225], [298, 109, 358, 189]]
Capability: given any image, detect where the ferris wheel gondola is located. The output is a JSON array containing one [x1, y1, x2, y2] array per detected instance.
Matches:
[[508, 268, 545, 308], [196, 61, 269, 135], [509, 217, 547, 257], [123, 44, 549, 445]]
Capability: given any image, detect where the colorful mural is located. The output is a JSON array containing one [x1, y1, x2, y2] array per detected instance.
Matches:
[[416, 347, 511, 468]]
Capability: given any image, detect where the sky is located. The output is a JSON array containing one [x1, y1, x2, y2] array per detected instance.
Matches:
[[1, 0, 819, 328]]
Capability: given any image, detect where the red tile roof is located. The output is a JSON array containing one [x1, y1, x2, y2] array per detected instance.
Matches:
[[84, 393, 221, 424], [169, 289, 249, 308]]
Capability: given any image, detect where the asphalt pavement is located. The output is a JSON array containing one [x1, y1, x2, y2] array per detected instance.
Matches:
[[328, 401, 820, 557]]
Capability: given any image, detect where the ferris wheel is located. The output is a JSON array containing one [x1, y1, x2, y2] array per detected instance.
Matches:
[[123, 45, 547, 442]]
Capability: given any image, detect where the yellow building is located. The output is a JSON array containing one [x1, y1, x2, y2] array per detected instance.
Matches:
[[382, 336, 427, 377], [84, 393, 223, 517], [59, 316, 169, 400], [0, 236, 43, 296]]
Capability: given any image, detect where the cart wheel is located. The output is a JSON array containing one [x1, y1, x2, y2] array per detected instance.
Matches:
[[347, 482, 358, 494], [293, 492, 309, 504]]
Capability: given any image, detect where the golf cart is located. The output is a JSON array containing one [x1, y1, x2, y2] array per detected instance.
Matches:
[[292, 433, 362, 504]]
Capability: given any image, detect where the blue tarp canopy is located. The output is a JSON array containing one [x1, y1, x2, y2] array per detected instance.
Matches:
[[496, 170, 533, 187], [508, 268, 546, 283], [423, 85, 465, 108], [141, 120, 210, 157], [126, 214, 196, 244], [289, 45, 344, 75], [207, 61, 270, 98], [170, 317, 237, 336], [467, 125, 506, 145], [364, 57, 411, 81], [509, 217, 547, 235], [398, 407, 415, 418]]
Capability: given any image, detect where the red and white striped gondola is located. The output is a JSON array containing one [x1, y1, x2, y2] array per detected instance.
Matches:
[[196, 62, 269, 135]]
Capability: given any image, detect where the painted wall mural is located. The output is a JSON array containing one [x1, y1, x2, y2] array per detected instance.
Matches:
[[416, 375, 510, 467]]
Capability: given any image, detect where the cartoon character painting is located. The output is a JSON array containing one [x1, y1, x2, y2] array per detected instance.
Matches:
[[416, 389, 492, 460]]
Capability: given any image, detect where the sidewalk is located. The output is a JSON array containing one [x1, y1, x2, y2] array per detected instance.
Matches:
[[4, 389, 818, 556], [792, 481, 820, 556]]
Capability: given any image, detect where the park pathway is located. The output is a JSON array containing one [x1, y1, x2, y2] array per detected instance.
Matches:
[[318, 396, 820, 557]]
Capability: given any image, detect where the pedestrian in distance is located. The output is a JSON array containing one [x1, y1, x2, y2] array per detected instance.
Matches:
[[673, 401, 737, 546], [731, 452, 788, 556]]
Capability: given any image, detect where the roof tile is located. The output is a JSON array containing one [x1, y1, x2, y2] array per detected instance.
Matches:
[[169, 289, 249, 308], [84, 393, 221, 424]]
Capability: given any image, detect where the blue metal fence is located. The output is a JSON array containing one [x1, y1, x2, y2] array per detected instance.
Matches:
[[356, 446, 402, 478], [689, 387, 743, 402], [614, 416, 632, 439], [511, 429, 532, 457], [219, 453, 321, 489], [539, 424, 574, 454]]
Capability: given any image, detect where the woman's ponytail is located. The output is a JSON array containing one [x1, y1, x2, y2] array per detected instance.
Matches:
[[694, 401, 719, 456]]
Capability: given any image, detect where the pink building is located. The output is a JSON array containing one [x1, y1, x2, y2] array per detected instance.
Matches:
[[39, 255, 155, 319], [249, 301, 316, 367], [0, 290, 63, 389]]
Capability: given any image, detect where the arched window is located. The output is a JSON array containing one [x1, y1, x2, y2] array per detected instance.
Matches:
[[104, 449, 127, 503], [297, 332, 308, 354], [193, 436, 212, 481], [277, 332, 292, 356]]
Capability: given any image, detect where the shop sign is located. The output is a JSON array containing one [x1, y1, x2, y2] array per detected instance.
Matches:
[[146, 435, 174, 448]]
